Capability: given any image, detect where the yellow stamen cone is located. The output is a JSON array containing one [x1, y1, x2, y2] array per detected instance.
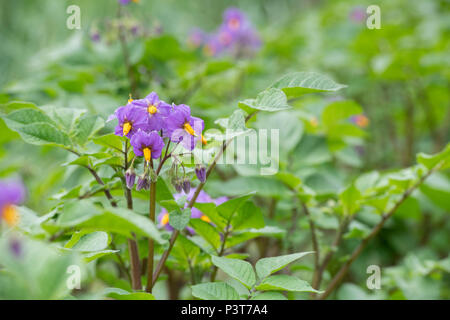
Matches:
[[143, 147, 152, 163], [123, 122, 132, 136], [201, 134, 207, 145], [184, 123, 197, 136], [200, 215, 211, 223], [161, 213, 169, 226], [148, 105, 157, 114], [3, 205, 19, 227]]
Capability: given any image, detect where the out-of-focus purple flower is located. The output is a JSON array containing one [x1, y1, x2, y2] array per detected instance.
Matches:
[[9, 237, 22, 258], [188, 28, 207, 48], [130, 129, 165, 163], [131, 92, 172, 131], [176, 188, 227, 223], [119, 0, 139, 5], [350, 6, 366, 23], [158, 209, 174, 231], [0, 179, 25, 227], [223, 7, 249, 32], [203, 36, 223, 57], [195, 165, 206, 183], [157, 189, 225, 233], [125, 167, 136, 189], [214, 196, 228, 206], [165, 104, 204, 150], [191, 7, 261, 58], [90, 31, 101, 42], [112, 105, 150, 138], [136, 174, 150, 191], [349, 114, 369, 128]]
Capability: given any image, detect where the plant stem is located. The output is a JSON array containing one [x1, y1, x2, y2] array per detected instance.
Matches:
[[318, 163, 442, 299], [311, 217, 349, 297], [146, 160, 156, 293], [301, 201, 320, 288], [123, 141, 142, 291], [210, 223, 231, 282]]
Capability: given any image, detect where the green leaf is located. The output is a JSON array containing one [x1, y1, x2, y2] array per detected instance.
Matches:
[[56, 200, 164, 244], [41, 106, 86, 136], [74, 114, 105, 146], [12, 122, 71, 147], [193, 202, 227, 230], [171, 234, 201, 265], [211, 109, 252, 141], [251, 292, 287, 300], [231, 201, 265, 231], [255, 252, 313, 280], [343, 221, 371, 239], [0, 101, 38, 116], [191, 282, 240, 300], [2, 108, 54, 129], [1, 107, 72, 147], [104, 288, 155, 300], [92, 133, 124, 152], [217, 192, 255, 221], [168, 208, 191, 231], [239, 88, 291, 112], [322, 100, 363, 128], [66, 231, 110, 252], [417, 144, 450, 170], [340, 184, 362, 215], [190, 219, 221, 250], [211, 256, 256, 288], [271, 72, 346, 98], [0, 236, 82, 299], [255, 275, 319, 293], [83, 250, 118, 263]]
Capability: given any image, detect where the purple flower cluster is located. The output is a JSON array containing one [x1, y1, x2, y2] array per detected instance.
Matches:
[[157, 189, 227, 233], [0, 179, 26, 227], [109, 92, 207, 189], [188, 7, 261, 58]]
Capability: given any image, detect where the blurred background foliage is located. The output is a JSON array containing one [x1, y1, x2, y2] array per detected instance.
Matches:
[[0, 0, 449, 299]]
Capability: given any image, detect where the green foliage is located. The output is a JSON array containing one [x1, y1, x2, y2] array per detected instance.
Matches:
[[0, 0, 449, 302], [192, 251, 314, 300]]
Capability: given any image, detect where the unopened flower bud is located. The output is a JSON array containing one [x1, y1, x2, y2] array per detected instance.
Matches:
[[136, 174, 150, 191], [125, 167, 136, 189], [182, 179, 191, 194], [174, 178, 183, 193], [195, 165, 206, 183]]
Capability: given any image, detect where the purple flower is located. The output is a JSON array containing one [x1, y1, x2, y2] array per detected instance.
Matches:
[[203, 36, 223, 57], [112, 104, 150, 138], [165, 104, 204, 150], [188, 28, 206, 48], [131, 92, 172, 131], [217, 27, 234, 48], [223, 7, 248, 32], [0, 179, 25, 227], [91, 31, 100, 42], [158, 209, 173, 232], [350, 6, 366, 23], [130, 129, 165, 163]]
